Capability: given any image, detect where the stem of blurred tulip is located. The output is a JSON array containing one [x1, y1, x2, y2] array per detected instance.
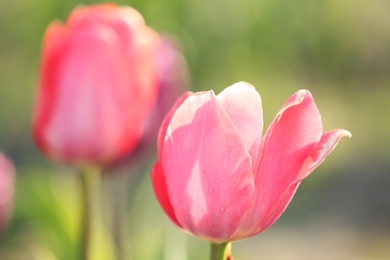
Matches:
[[210, 242, 232, 260], [109, 172, 130, 260], [80, 166, 115, 260]]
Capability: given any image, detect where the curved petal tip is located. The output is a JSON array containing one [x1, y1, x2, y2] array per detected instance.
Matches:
[[231, 81, 255, 89], [340, 129, 352, 138], [276, 90, 311, 118], [301, 128, 351, 179]]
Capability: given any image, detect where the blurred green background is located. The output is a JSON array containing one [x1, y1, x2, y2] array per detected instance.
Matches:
[[1, 0, 389, 259]]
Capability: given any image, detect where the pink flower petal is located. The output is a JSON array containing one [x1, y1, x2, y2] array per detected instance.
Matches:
[[162, 91, 255, 242], [299, 129, 352, 180], [217, 82, 263, 172], [259, 130, 351, 232], [258, 182, 300, 232], [152, 91, 192, 227], [152, 162, 181, 227], [0, 153, 15, 232], [237, 90, 323, 238], [33, 22, 67, 157], [157, 92, 193, 153], [257, 89, 322, 195]]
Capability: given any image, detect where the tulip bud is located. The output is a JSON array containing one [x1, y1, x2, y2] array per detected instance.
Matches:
[[32, 3, 160, 166]]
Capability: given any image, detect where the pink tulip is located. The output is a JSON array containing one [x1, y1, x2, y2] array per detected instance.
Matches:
[[32, 3, 160, 165], [152, 82, 351, 243], [0, 153, 15, 233]]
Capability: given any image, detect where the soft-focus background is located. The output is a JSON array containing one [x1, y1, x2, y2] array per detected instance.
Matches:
[[1, 0, 389, 259]]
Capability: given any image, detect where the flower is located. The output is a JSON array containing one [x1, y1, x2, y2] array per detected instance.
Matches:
[[32, 3, 160, 165], [152, 82, 351, 243], [0, 153, 15, 233]]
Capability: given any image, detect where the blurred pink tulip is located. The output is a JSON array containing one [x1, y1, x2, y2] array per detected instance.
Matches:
[[32, 3, 160, 165], [152, 82, 351, 243], [0, 153, 14, 233]]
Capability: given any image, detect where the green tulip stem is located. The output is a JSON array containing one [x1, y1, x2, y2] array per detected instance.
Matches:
[[110, 172, 130, 260], [79, 166, 114, 260], [210, 242, 232, 260]]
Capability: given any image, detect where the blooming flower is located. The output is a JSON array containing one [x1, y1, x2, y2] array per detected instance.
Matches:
[[32, 3, 160, 165], [0, 153, 15, 233], [152, 82, 351, 243]]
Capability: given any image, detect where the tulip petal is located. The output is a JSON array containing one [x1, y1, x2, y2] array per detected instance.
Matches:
[[157, 92, 193, 153], [257, 90, 322, 196], [152, 92, 192, 226], [299, 129, 352, 179], [162, 91, 255, 242], [152, 162, 181, 227], [258, 182, 300, 232], [259, 129, 351, 232], [33, 22, 67, 157], [0, 153, 15, 231], [237, 90, 323, 238], [68, 4, 158, 114], [217, 82, 263, 172]]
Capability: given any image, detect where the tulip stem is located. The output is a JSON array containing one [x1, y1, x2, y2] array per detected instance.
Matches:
[[109, 172, 130, 260], [210, 242, 232, 260], [79, 166, 114, 260]]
